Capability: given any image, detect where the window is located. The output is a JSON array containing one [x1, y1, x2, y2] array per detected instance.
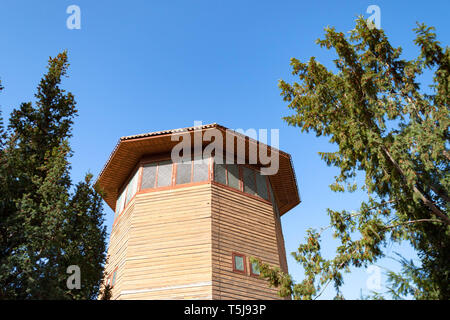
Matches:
[[115, 188, 126, 219], [250, 261, 261, 276], [268, 182, 280, 219], [255, 171, 268, 200], [176, 160, 191, 185], [227, 164, 240, 190], [232, 252, 246, 274], [111, 269, 117, 287], [214, 163, 227, 185], [141, 163, 157, 189], [213, 160, 272, 202], [193, 158, 209, 182], [157, 160, 173, 187], [125, 169, 139, 205], [242, 167, 256, 195], [141, 160, 176, 189]]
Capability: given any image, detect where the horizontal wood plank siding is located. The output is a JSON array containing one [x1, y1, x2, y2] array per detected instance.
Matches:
[[123, 184, 213, 299], [104, 200, 134, 300], [103, 182, 290, 300], [211, 184, 287, 300]]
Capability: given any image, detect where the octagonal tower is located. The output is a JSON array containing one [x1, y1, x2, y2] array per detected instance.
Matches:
[[96, 123, 300, 300]]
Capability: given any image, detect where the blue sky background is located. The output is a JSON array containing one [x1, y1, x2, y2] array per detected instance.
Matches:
[[1, 0, 448, 299]]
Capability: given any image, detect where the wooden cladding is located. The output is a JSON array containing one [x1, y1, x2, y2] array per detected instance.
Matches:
[[103, 182, 289, 300], [211, 183, 289, 300], [115, 184, 213, 300]]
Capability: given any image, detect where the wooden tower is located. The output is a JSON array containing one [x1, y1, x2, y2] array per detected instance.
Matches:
[[96, 123, 300, 300]]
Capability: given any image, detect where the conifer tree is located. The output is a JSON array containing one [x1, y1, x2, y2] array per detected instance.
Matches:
[[258, 18, 449, 300], [0, 52, 107, 299]]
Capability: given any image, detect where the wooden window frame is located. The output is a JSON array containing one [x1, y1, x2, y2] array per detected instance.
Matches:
[[249, 259, 261, 278], [110, 267, 118, 288], [124, 168, 139, 206], [113, 161, 145, 227], [266, 175, 272, 202], [106, 275, 111, 288], [212, 159, 272, 205], [232, 252, 247, 275]]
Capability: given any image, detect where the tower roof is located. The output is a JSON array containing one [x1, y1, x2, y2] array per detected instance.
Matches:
[[95, 123, 300, 216]]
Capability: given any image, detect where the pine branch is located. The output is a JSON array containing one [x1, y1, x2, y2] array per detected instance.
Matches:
[[381, 145, 450, 225], [318, 199, 398, 237], [384, 218, 444, 230]]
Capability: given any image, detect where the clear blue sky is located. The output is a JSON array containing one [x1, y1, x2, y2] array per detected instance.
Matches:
[[1, 0, 448, 299]]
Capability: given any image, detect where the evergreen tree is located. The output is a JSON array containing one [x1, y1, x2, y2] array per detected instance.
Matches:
[[98, 259, 112, 301], [0, 52, 107, 299], [258, 18, 449, 299]]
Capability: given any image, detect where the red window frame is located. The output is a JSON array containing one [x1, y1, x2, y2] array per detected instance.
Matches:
[[110, 267, 118, 288], [249, 259, 261, 277], [232, 252, 247, 275], [174, 158, 194, 185], [212, 160, 273, 204]]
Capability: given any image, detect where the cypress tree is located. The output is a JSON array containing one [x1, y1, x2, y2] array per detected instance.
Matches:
[[0, 52, 107, 299], [258, 18, 449, 300]]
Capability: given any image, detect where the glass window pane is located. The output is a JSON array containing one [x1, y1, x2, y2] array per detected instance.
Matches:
[[141, 163, 157, 189], [243, 167, 256, 195], [268, 181, 280, 218], [125, 169, 139, 204], [268, 181, 275, 203], [115, 189, 125, 218], [119, 188, 126, 210], [176, 160, 192, 185], [227, 164, 240, 190], [234, 255, 244, 271], [251, 262, 260, 275], [157, 160, 173, 187], [112, 271, 117, 286], [255, 171, 268, 200], [274, 202, 280, 218], [193, 158, 209, 182], [214, 163, 227, 185]]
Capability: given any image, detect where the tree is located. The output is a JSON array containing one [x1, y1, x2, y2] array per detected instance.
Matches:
[[0, 52, 108, 299], [258, 18, 449, 299], [98, 257, 112, 301]]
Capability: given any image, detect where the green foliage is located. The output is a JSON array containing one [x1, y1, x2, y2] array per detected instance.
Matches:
[[0, 52, 107, 299], [98, 258, 112, 300], [258, 18, 449, 300], [99, 284, 112, 301]]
